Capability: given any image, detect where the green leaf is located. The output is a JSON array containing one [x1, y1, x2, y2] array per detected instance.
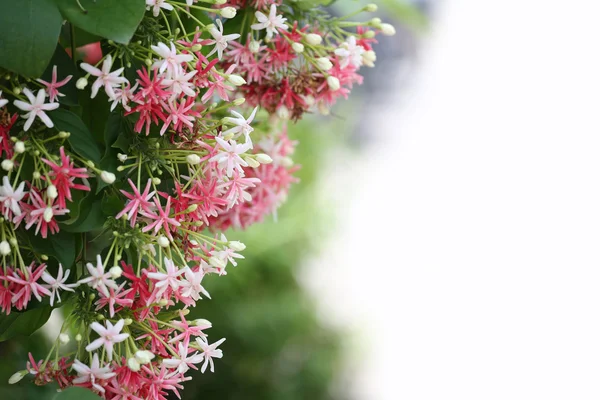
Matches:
[[54, 0, 146, 44], [62, 198, 105, 233], [53, 387, 103, 400], [0, 0, 63, 77], [96, 113, 124, 192], [50, 109, 103, 164], [0, 307, 53, 342], [26, 230, 76, 269]]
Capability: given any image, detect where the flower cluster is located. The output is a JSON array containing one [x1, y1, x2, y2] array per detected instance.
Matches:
[[0, 0, 394, 397]]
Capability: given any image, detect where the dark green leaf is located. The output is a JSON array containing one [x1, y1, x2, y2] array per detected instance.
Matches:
[[53, 387, 103, 400], [96, 113, 124, 192], [50, 109, 103, 164], [0, 0, 63, 77], [62, 199, 105, 233], [26, 230, 76, 269], [0, 307, 53, 342], [101, 192, 124, 216], [54, 0, 146, 44]]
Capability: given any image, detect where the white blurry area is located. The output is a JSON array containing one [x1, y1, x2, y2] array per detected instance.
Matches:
[[301, 1, 600, 399]]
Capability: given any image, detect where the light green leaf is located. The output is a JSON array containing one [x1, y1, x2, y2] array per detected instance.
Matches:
[[53, 387, 103, 400], [53, 0, 146, 44], [0, 0, 63, 77]]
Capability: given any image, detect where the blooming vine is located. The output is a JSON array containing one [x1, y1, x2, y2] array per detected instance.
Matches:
[[0, 0, 394, 398]]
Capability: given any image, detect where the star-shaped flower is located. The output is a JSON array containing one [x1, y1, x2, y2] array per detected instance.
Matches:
[[80, 55, 129, 99], [86, 319, 130, 361], [13, 88, 59, 131], [251, 4, 288, 40], [36, 65, 73, 102]]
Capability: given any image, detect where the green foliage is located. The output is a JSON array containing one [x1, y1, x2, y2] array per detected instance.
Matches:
[[52, 387, 102, 400], [53, 0, 146, 45], [50, 109, 103, 164], [0, 0, 63, 77], [0, 307, 53, 342]]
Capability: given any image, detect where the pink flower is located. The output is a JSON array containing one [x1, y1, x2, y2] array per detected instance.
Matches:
[[86, 319, 130, 361], [8, 263, 50, 310], [222, 106, 258, 144], [179, 266, 211, 304], [169, 311, 210, 347], [24, 190, 69, 238], [78, 254, 119, 297], [13, 88, 59, 131], [206, 19, 241, 60], [0, 176, 26, 219], [95, 282, 133, 317], [80, 55, 129, 99], [162, 342, 203, 373], [210, 137, 252, 177], [72, 353, 116, 394], [141, 196, 181, 240], [147, 257, 185, 300], [116, 179, 155, 227], [42, 146, 90, 209], [36, 65, 73, 102]]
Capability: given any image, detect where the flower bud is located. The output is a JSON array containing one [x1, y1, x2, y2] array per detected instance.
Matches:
[[13, 87, 21, 96], [100, 171, 116, 184], [249, 40, 260, 53], [9, 238, 17, 247], [191, 43, 203, 52], [8, 370, 27, 384], [316, 57, 333, 71], [364, 3, 378, 12], [305, 33, 322, 45], [362, 50, 376, 67], [227, 74, 246, 86], [363, 30, 376, 39], [220, 6, 236, 18], [1, 159, 14, 171], [152, 177, 161, 185], [135, 350, 155, 364], [124, 318, 133, 325], [109, 266, 122, 279], [157, 235, 170, 248], [117, 153, 128, 162], [127, 357, 141, 372], [47, 184, 58, 199], [209, 256, 226, 269], [76, 77, 88, 90], [59, 333, 70, 345], [41, 254, 49, 261], [229, 241, 246, 251], [194, 318, 212, 328], [214, 0, 227, 4], [371, 17, 382, 25], [233, 97, 246, 106], [245, 157, 260, 168], [327, 76, 340, 91], [186, 204, 198, 212], [186, 154, 201, 165], [14, 141, 25, 154], [58, 131, 70, 138], [158, 298, 169, 306], [256, 153, 273, 164], [281, 156, 294, 168], [0, 241, 10, 256], [43, 207, 53, 223], [292, 42, 304, 53], [32, 171, 41, 179], [276, 105, 290, 120], [380, 23, 396, 36], [302, 94, 315, 107], [75, 334, 82, 342]]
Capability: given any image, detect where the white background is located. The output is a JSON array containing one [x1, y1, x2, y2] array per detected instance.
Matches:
[[302, 1, 600, 399]]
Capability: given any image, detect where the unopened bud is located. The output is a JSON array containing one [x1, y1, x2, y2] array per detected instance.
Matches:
[[47, 184, 58, 199], [281, 156, 294, 168], [214, 0, 227, 4], [316, 57, 333, 71], [8, 370, 27, 384], [191, 43, 203, 52], [14, 141, 25, 154], [32, 171, 41, 179], [124, 318, 133, 325], [41, 254, 49, 261], [75, 334, 82, 342], [256, 153, 273, 164], [371, 17, 382, 25], [152, 177, 161, 185], [245, 157, 259, 168], [194, 318, 212, 328], [229, 241, 246, 251], [135, 350, 155, 364], [127, 357, 141, 371], [363, 30, 376, 39], [43, 208, 53, 223], [362, 50, 376, 67], [158, 298, 169, 306], [186, 204, 198, 212], [157, 235, 170, 248], [380, 23, 396, 36], [1, 159, 14, 171], [227, 74, 246, 86], [109, 266, 122, 279], [58, 131, 70, 138], [220, 6, 236, 18], [305, 33, 323, 46], [13, 87, 21, 96], [276, 105, 290, 120], [0, 241, 10, 256], [100, 171, 116, 184], [186, 154, 201, 165], [327, 76, 340, 91], [117, 153, 128, 162], [59, 333, 70, 345], [8, 238, 17, 247], [249, 40, 260, 53], [364, 3, 378, 12], [292, 42, 304, 53], [209, 256, 226, 269], [233, 97, 246, 106], [76, 77, 88, 90]]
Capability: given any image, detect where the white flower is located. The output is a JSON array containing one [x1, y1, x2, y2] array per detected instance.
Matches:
[[210, 137, 252, 177], [0, 176, 26, 218], [222, 107, 257, 144], [100, 170, 116, 184], [14, 141, 25, 154], [207, 20, 241, 60], [80, 55, 128, 100], [334, 36, 365, 69], [315, 57, 333, 71], [41, 263, 77, 306], [1, 159, 13, 171], [0, 91, 8, 109], [78, 254, 119, 297], [163, 342, 203, 374], [146, 0, 173, 17], [251, 4, 288, 40], [134, 350, 155, 364], [151, 42, 194, 78], [13, 88, 59, 131], [72, 353, 116, 394], [196, 337, 226, 373], [85, 319, 130, 361], [327, 76, 340, 91], [162, 69, 198, 98], [0, 240, 10, 256], [180, 266, 211, 303], [147, 257, 185, 299], [220, 7, 237, 19]]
